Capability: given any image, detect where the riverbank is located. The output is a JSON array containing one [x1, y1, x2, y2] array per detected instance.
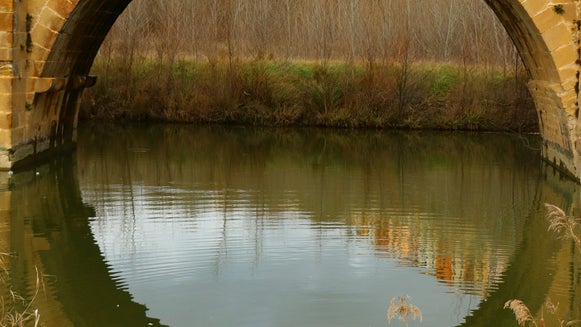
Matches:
[[81, 59, 537, 132]]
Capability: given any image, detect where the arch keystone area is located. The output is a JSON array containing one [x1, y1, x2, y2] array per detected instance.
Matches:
[[2, 0, 581, 179]]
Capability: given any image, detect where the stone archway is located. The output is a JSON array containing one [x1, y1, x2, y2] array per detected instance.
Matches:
[[1, 0, 580, 180]]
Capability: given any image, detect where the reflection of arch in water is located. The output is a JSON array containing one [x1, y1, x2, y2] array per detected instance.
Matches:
[[458, 169, 578, 327], [5, 156, 167, 327], [4, 126, 579, 326], [76, 124, 580, 325], [352, 167, 578, 326]]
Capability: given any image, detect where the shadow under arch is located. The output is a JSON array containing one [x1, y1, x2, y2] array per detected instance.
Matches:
[[5, 155, 167, 327], [483, 1, 560, 83]]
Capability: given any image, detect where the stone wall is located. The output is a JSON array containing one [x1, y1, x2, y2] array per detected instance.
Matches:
[[0, 1, 13, 168], [529, 80, 577, 177]]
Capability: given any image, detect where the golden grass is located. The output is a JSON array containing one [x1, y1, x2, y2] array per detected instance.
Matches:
[[544, 297, 558, 316], [387, 295, 422, 326], [544, 203, 581, 252], [504, 299, 535, 327]]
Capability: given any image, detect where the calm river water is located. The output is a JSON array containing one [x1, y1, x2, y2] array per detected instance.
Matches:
[[1, 124, 580, 327]]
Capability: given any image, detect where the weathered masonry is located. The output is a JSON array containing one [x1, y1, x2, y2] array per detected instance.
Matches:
[[1, 1, 581, 178]]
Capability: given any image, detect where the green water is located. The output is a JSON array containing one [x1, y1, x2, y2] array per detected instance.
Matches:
[[1, 124, 579, 326]]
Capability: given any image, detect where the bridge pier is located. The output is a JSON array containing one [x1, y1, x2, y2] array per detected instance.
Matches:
[[0, 0, 98, 169], [529, 80, 580, 180], [0, 72, 91, 169]]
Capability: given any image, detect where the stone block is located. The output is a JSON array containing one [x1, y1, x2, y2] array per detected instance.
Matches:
[[0, 128, 10, 148], [557, 3, 577, 21], [0, 77, 12, 95], [0, 31, 12, 49], [557, 66, 578, 86], [0, 112, 11, 129], [10, 126, 24, 146], [561, 78, 577, 92], [560, 90, 578, 108], [0, 12, 12, 33], [37, 7, 66, 32], [531, 3, 576, 24], [0, 2, 13, 14], [533, 7, 562, 34], [0, 192, 9, 209], [31, 77, 55, 93], [29, 42, 50, 62], [0, 93, 11, 112], [520, 0, 550, 18], [31, 23, 59, 53], [0, 154, 9, 170], [542, 23, 574, 52], [47, 0, 77, 20], [27, 0, 49, 17], [31, 60, 46, 76], [11, 110, 22, 129], [0, 47, 11, 61], [550, 44, 578, 71]]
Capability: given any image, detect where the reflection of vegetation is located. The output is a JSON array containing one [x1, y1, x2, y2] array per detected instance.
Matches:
[[73, 123, 581, 326], [387, 295, 422, 326], [79, 124, 557, 325], [505, 204, 581, 327], [0, 254, 40, 327], [5, 156, 168, 327]]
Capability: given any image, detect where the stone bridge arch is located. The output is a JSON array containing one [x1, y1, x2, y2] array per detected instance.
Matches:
[[1, 0, 581, 179]]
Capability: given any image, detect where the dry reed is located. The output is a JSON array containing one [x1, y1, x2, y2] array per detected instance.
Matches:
[[504, 299, 535, 327], [544, 203, 581, 252], [544, 298, 558, 316], [387, 295, 422, 326], [0, 255, 41, 327]]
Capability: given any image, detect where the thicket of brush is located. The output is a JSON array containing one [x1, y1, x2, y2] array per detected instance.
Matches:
[[83, 60, 535, 131], [81, 0, 537, 132]]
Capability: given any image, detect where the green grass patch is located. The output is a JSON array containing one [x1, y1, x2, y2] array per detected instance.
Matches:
[[83, 58, 536, 132]]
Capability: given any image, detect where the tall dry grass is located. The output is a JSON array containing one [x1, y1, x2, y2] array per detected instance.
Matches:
[[82, 0, 534, 129], [505, 297, 581, 327], [504, 299, 535, 326], [100, 0, 517, 66], [0, 254, 41, 327], [545, 203, 581, 251]]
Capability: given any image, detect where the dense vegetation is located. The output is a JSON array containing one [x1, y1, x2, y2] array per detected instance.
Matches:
[[82, 0, 537, 132]]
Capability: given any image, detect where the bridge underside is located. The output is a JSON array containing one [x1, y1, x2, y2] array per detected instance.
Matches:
[[1, 0, 581, 179]]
